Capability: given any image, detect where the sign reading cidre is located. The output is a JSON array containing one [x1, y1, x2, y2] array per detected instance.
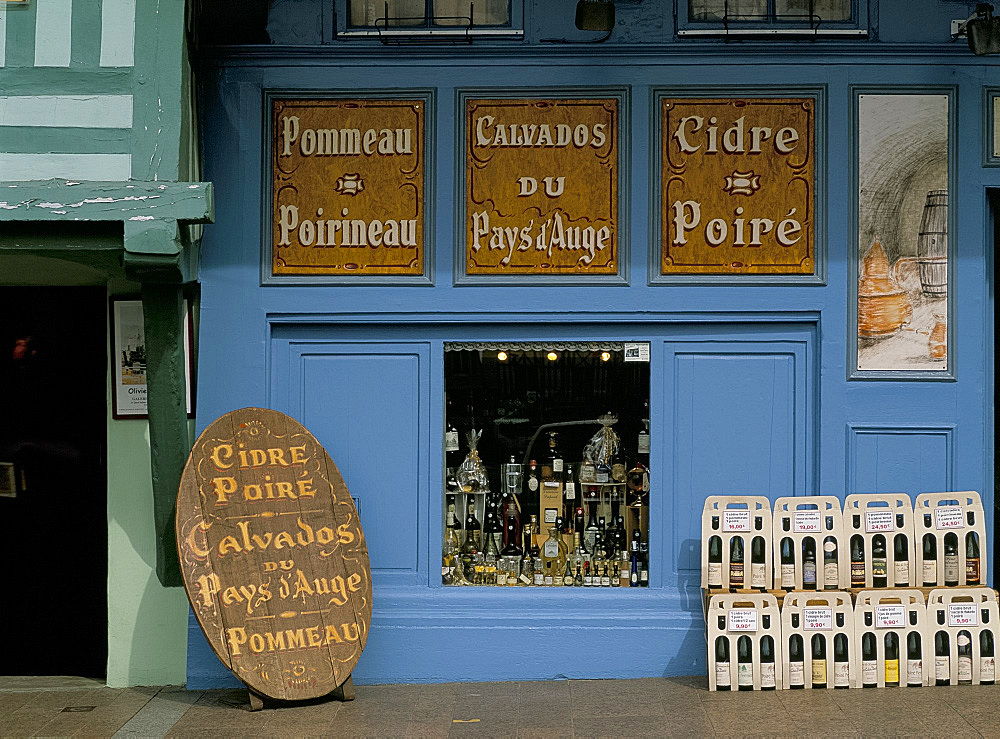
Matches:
[[661, 97, 815, 275], [176, 408, 371, 701], [465, 97, 618, 275], [272, 98, 424, 276]]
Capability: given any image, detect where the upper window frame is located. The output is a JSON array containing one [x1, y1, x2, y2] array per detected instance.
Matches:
[[676, 0, 870, 38], [336, 0, 525, 40]]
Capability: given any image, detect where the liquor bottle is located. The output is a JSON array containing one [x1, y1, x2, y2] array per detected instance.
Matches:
[[500, 515, 523, 585], [611, 561, 621, 587], [737, 635, 754, 691], [544, 431, 563, 480], [715, 636, 731, 691], [780, 537, 795, 589], [597, 516, 608, 557], [520, 517, 535, 585], [574, 563, 583, 587], [444, 401, 460, 472], [570, 531, 586, 575], [563, 463, 576, 528], [707, 535, 723, 588], [957, 631, 973, 685], [861, 632, 878, 687], [906, 631, 922, 687], [584, 503, 600, 553], [750, 536, 767, 589], [460, 502, 482, 583], [629, 537, 640, 587], [943, 532, 959, 586], [525, 459, 539, 506], [823, 536, 838, 590], [615, 516, 628, 560], [579, 454, 596, 484], [802, 537, 817, 590], [618, 557, 629, 587], [483, 499, 503, 564], [611, 442, 627, 484], [788, 634, 805, 689], [871, 534, 888, 588], [966, 531, 980, 585], [980, 630, 995, 685], [884, 632, 899, 687], [759, 635, 776, 690], [595, 457, 611, 484], [533, 549, 545, 587], [639, 541, 649, 586], [583, 561, 593, 587], [637, 401, 650, 460], [922, 533, 937, 586], [833, 633, 850, 689], [444, 495, 463, 551], [811, 634, 827, 689], [729, 536, 745, 588], [562, 558, 574, 587], [893, 533, 910, 587], [850, 535, 866, 587], [590, 543, 605, 587], [540, 527, 566, 587], [935, 630, 951, 685], [626, 461, 649, 507]]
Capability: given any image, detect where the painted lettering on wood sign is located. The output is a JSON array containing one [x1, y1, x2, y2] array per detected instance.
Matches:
[[465, 98, 618, 275], [176, 409, 372, 701], [272, 98, 424, 276], [662, 98, 815, 275]]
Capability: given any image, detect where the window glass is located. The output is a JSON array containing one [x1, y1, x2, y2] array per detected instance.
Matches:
[[433, 0, 510, 25], [688, 0, 852, 23]]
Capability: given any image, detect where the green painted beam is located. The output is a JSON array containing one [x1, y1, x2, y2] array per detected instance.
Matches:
[[0, 179, 213, 223], [0, 127, 131, 154], [0, 67, 133, 94]]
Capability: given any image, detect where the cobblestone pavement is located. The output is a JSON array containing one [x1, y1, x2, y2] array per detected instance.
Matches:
[[1, 675, 999, 737]]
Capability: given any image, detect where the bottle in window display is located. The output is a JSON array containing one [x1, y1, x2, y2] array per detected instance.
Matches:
[[563, 463, 576, 529], [630, 529, 640, 586], [460, 502, 482, 583], [483, 499, 503, 563], [611, 441, 627, 484], [525, 458, 539, 507], [442, 494, 463, 585], [584, 501, 600, 553], [639, 539, 649, 586], [544, 431, 563, 480], [500, 514, 522, 586], [520, 517, 536, 585]]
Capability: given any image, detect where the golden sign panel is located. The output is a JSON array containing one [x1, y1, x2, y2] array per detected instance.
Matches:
[[465, 98, 618, 275], [661, 97, 815, 275], [272, 98, 424, 276]]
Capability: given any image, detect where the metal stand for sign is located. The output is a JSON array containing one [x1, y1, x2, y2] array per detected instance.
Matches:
[[246, 675, 356, 711]]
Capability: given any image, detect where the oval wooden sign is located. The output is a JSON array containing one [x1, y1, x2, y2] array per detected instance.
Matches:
[[176, 408, 371, 701]]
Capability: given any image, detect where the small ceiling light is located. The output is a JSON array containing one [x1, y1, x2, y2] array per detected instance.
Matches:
[[967, 4, 1000, 55], [546, 351, 558, 361], [497, 351, 508, 361], [600, 351, 611, 362], [575, 0, 615, 32]]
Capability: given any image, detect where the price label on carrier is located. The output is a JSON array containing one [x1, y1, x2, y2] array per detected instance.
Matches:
[[803, 607, 833, 631], [623, 343, 650, 363], [947, 603, 979, 627], [793, 511, 821, 533], [722, 510, 751, 532], [865, 510, 895, 533], [934, 506, 964, 530], [727, 609, 759, 633], [874, 605, 906, 629]]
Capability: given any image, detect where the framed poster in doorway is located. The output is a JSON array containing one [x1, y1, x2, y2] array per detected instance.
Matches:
[[110, 298, 194, 419]]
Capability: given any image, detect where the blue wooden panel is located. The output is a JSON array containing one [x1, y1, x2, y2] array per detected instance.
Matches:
[[849, 426, 953, 495]]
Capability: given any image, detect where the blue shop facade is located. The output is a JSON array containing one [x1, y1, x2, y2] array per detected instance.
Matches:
[[189, 1, 1000, 686]]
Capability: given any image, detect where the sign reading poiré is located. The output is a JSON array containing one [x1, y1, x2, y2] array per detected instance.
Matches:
[[176, 408, 371, 701], [465, 97, 618, 275], [661, 97, 815, 275], [272, 98, 424, 276]]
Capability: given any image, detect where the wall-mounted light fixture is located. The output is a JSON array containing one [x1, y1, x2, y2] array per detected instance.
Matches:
[[575, 0, 615, 32], [955, 3, 1000, 55]]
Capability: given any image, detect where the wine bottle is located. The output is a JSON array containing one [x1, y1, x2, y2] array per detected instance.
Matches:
[[966, 531, 980, 585], [823, 536, 839, 590], [737, 635, 754, 691], [562, 558, 574, 587], [715, 636, 731, 691], [574, 563, 583, 587], [562, 463, 576, 529], [760, 635, 776, 691], [444, 400, 460, 471], [788, 634, 805, 689], [906, 631, 922, 687], [639, 541, 649, 586], [944, 532, 959, 586], [525, 458, 539, 503], [544, 431, 563, 481], [872, 534, 888, 588], [584, 503, 600, 553], [922, 533, 937, 586], [893, 533, 909, 587], [884, 632, 900, 687], [483, 499, 503, 564], [630, 529, 640, 586], [802, 537, 817, 590], [861, 632, 878, 687], [460, 502, 482, 583], [811, 634, 827, 689], [728, 536, 744, 588], [583, 560, 593, 587], [833, 633, 850, 689], [980, 630, 995, 685], [957, 631, 973, 685], [750, 535, 767, 589], [520, 517, 535, 585], [780, 537, 795, 589], [851, 535, 866, 588], [935, 630, 950, 685]]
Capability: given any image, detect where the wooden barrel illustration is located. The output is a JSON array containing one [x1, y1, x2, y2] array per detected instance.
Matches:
[[176, 408, 371, 701], [916, 189, 948, 297]]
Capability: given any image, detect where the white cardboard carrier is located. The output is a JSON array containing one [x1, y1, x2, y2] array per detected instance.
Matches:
[[843, 493, 917, 588], [780, 591, 856, 690], [925, 587, 999, 686], [707, 592, 784, 691], [852, 590, 930, 688], [701, 495, 773, 590], [914, 491, 988, 588], [771, 496, 849, 591]]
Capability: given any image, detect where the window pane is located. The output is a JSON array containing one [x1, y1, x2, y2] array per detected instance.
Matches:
[[348, 0, 425, 27], [775, 0, 851, 21], [690, 0, 767, 21], [433, 0, 510, 26]]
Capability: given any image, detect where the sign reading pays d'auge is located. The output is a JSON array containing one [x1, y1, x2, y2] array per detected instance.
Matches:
[[176, 408, 371, 701], [465, 98, 618, 275], [661, 97, 815, 275], [272, 98, 424, 276]]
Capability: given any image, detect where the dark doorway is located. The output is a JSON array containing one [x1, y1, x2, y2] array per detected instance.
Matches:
[[0, 287, 108, 678]]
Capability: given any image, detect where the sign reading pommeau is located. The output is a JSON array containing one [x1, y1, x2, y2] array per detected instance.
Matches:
[[465, 98, 618, 275], [272, 98, 424, 276], [661, 98, 815, 275], [176, 408, 372, 701]]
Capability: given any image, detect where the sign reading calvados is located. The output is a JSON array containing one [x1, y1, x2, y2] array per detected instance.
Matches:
[[661, 97, 815, 275], [465, 97, 619, 275], [176, 408, 371, 701], [272, 98, 424, 276]]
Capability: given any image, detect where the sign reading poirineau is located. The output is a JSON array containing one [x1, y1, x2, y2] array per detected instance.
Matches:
[[661, 97, 815, 275], [465, 97, 619, 275], [272, 98, 424, 276]]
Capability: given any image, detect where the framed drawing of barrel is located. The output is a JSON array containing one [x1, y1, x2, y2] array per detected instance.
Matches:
[[855, 92, 951, 373]]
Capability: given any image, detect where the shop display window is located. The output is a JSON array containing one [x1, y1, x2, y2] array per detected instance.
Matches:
[[442, 342, 651, 589]]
